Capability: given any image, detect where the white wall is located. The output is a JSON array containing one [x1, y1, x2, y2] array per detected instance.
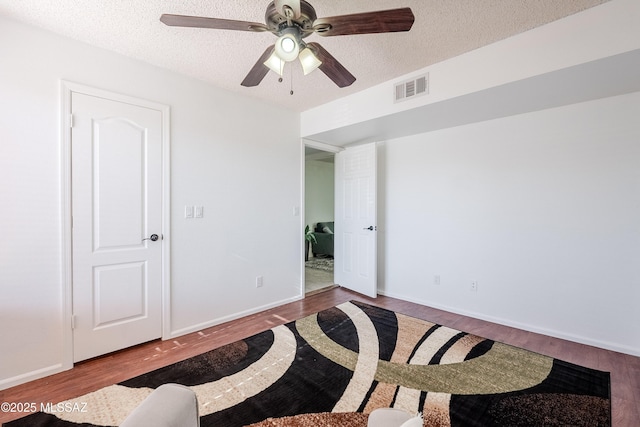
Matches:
[[379, 92, 640, 355], [305, 159, 335, 233], [0, 16, 301, 389]]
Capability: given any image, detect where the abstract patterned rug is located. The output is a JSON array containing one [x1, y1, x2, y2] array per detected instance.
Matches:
[[5, 301, 611, 427]]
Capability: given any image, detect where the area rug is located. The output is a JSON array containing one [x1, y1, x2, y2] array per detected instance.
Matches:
[[4, 301, 611, 427], [305, 256, 333, 272]]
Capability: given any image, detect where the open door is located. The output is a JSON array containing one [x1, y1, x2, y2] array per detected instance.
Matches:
[[334, 142, 377, 298]]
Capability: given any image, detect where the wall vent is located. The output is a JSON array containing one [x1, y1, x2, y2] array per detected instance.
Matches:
[[394, 73, 428, 103]]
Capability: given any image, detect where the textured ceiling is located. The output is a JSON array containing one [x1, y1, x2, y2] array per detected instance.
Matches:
[[0, 0, 608, 112]]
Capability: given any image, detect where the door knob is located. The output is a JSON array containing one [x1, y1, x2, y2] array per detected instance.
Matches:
[[142, 234, 159, 242], [363, 226, 376, 231]]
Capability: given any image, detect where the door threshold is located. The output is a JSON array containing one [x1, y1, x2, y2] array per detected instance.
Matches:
[[305, 284, 339, 297]]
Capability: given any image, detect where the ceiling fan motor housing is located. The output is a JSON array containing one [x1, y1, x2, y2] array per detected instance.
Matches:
[[265, 0, 317, 38]]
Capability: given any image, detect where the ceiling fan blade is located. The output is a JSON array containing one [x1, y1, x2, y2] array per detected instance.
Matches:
[[160, 14, 268, 32], [241, 45, 276, 87], [313, 7, 414, 36], [275, 0, 301, 19], [306, 42, 355, 88]]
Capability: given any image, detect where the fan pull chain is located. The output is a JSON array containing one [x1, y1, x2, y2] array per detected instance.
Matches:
[[290, 64, 294, 95], [278, 63, 285, 83], [275, 63, 294, 95]]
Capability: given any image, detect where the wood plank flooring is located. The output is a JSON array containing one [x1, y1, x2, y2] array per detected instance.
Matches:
[[1, 287, 638, 425]]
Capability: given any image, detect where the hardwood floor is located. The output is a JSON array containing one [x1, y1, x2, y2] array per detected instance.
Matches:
[[1, 287, 638, 425]]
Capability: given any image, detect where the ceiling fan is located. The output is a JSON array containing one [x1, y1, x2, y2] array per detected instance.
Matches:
[[160, 0, 414, 88]]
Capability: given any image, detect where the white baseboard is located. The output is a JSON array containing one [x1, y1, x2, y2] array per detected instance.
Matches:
[[167, 294, 304, 339], [377, 289, 640, 358], [0, 363, 67, 391], [1, 296, 305, 391]]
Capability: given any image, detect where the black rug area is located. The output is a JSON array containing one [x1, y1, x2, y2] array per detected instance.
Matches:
[[4, 301, 611, 427]]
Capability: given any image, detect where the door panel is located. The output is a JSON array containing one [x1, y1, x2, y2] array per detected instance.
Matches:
[[93, 262, 146, 328], [93, 118, 146, 250], [72, 92, 163, 362], [335, 143, 377, 298]]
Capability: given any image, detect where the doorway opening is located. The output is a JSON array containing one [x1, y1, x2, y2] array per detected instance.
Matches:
[[304, 145, 336, 295], [303, 140, 378, 298]]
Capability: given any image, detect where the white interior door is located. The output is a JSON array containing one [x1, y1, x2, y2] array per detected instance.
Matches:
[[334, 143, 377, 298], [71, 92, 163, 362]]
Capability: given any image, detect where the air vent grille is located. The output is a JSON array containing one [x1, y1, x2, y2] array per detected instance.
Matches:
[[394, 73, 428, 103]]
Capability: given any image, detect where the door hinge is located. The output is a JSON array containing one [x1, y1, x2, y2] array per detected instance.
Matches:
[[71, 314, 77, 329], [70, 113, 74, 128]]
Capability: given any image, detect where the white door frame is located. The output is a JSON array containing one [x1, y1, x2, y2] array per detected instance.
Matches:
[[59, 81, 171, 369]]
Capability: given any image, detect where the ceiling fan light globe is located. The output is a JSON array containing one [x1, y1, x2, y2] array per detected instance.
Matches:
[[281, 37, 295, 53], [299, 47, 322, 75], [264, 51, 285, 76], [275, 35, 299, 62]]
